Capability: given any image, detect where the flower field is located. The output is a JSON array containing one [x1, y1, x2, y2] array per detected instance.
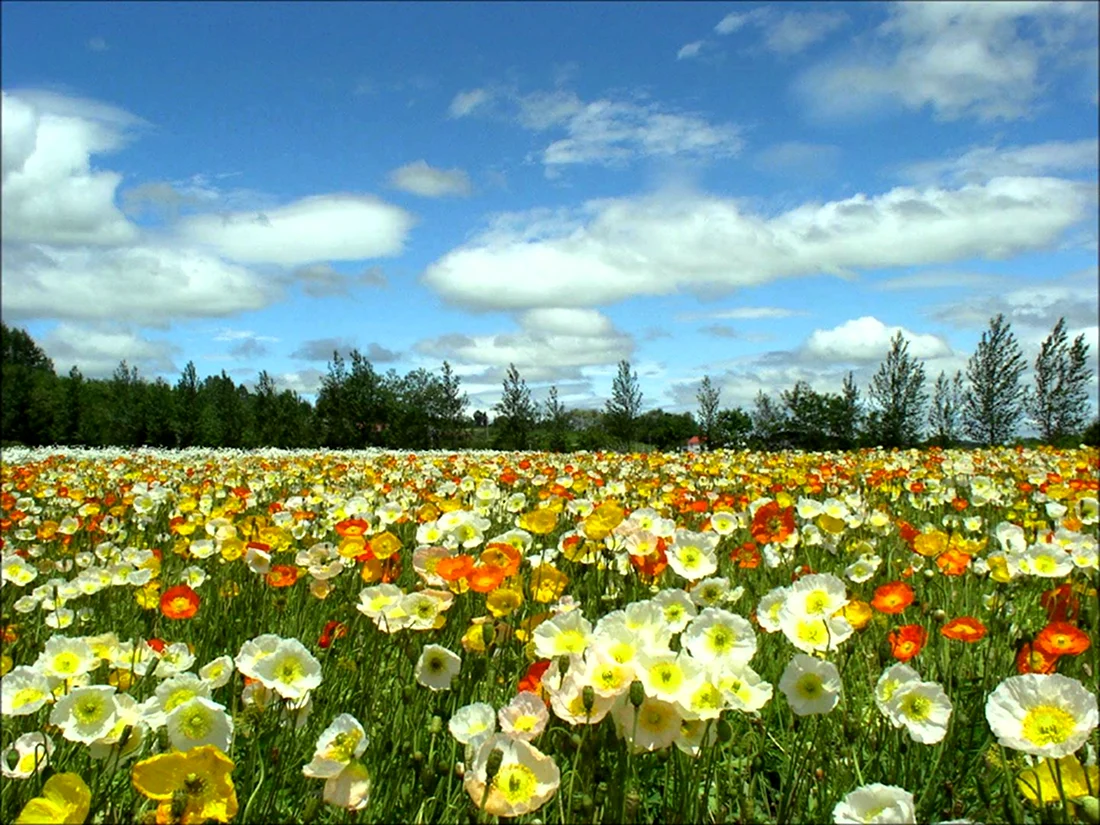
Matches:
[[1, 446, 1097, 825]]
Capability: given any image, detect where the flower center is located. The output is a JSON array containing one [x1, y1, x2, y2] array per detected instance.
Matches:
[[493, 764, 537, 803], [181, 708, 212, 739], [900, 693, 932, 721], [805, 592, 829, 614], [1021, 705, 1075, 746], [796, 674, 823, 700], [74, 697, 104, 723]]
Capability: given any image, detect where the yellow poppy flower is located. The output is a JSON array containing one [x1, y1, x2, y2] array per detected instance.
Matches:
[[1017, 754, 1099, 806], [132, 745, 238, 825], [15, 773, 90, 825]]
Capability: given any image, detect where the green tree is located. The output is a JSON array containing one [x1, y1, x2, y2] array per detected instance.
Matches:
[[750, 390, 788, 449], [713, 407, 753, 449], [696, 375, 721, 448], [493, 364, 537, 451], [867, 332, 927, 448], [436, 361, 469, 449], [835, 372, 862, 449], [963, 314, 1027, 445], [1, 323, 56, 445], [543, 386, 569, 453], [1027, 317, 1094, 443], [173, 361, 200, 447], [929, 370, 965, 447], [605, 360, 643, 448]]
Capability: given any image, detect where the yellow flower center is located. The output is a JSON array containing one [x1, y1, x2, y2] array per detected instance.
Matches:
[[275, 658, 305, 684], [74, 696, 105, 724], [1022, 705, 1075, 747], [796, 674, 823, 700], [899, 693, 932, 721], [639, 706, 670, 732], [180, 708, 212, 740], [805, 591, 829, 615], [513, 714, 538, 732], [650, 663, 682, 691], [707, 626, 732, 653], [493, 764, 537, 803], [555, 630, 586, 654], [691, 684, 723, 711], [329, 730, 362, 762], [796, 620, 828, 646], [52, 652, 80, 675]]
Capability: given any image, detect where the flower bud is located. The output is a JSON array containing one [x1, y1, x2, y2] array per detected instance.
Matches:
[[1074, 796, 1100, 825], [557, 654, 571, 676], [716, 718, 733, 743], [482, 622, 496, 648], [582, 685, 596, 714], [428, 715, 443, 735], [629, 679, 645, 708], [485, 747, 504, 783]]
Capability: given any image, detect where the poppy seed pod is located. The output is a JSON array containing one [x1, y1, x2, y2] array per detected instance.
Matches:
[[485, 747, 504, 782], [629, 680, 645, 708], [582, 685, 596, 714]]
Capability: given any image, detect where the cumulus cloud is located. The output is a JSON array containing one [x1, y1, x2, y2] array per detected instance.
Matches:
[[388, 160, 472, 197], [448, 88, 492, 118], [228, 338, 270, 360], [86, 37, 109, 52], [41, 323, 179, 378], [275, 368, 325, 397], [2, 90, 140, 245], [795, 2, 1096, 121], [1, 243, 278, 324], [422, 176, 1093, 311], [801, 316, 953, 363], [414, 308, 634, 383], [178, 194, 414, 266]]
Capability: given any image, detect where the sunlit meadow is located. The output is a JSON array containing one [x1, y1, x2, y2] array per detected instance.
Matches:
[[1, 446, 1097, 824]]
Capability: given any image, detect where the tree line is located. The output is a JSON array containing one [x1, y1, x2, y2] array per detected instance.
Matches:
[[1, 314, 1095, 452]]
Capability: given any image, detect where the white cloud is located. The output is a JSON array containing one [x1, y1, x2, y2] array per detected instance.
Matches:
[[677, 41, 704, 60], [899, 139, 1100, 185], [802, 316, 952, 363], [414, 308, 634, 383], [41, 323, 179, 378], [86, 37, 108, 52], [677, 307, 807, 321], [422, 176, 1093, 310], [388, 160, 472, 197], [796, 2, 1096, 121], [448, 88, 492, 118], [178, 194, 414, 266], [873, 271, 1001, 291], [276, 368, 325, 397], [1, 90, 140, 246], [929, 267, 1100, 337], [1, 243, 278, 324], [714, 7, 847, 54]]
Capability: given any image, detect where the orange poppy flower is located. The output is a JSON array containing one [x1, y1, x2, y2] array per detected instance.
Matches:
[[436, 554, 475, 583], [160, 585, 200, 620], [896, 521, 921, 546], [1040, 583, 1080, 623], [318, 620, 348, 649], [940, 617, 986, 642], [888, 624, 927, 662], [1016, 642, 1060, 675], [1034, 622, 1091, 657], [629, 543, 668, 580], [729, 542, 761, 569], [750, 501, 796, 545], [935, 548, 971, 577], [266, 565, 300, 588], [481, 543, 522, 577], [468, 563, 506, 593], [334, 518, 370, 538], [872, 582, 915, 614]]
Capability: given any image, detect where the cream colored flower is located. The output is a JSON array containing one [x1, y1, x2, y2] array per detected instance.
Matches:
[[985, 674, 1098, 758], [464, 734, 560, 818]]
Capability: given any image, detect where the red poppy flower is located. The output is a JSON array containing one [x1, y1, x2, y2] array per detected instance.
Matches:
[[940, 617, 986, 642], [1040, 583, 1080, 623], [266, 565, 301, 588], [334, 518, 370, 538], [1016, 642, 1060, 675], [729, 542, 761, 569], [888, 624, 927, 662], [436, 554, 475, 583], [467, 563, 506, 593], [160, 585, 200, 620], [750, 501, 796, 546], [871, 582, 915, 614], [629, 542, 668, 580], [1034, 622, 1091, 657], [318, 620, 348, 649]]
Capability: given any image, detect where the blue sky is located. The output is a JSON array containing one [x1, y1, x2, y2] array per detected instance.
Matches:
[[2, 1, 1097, 418]]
